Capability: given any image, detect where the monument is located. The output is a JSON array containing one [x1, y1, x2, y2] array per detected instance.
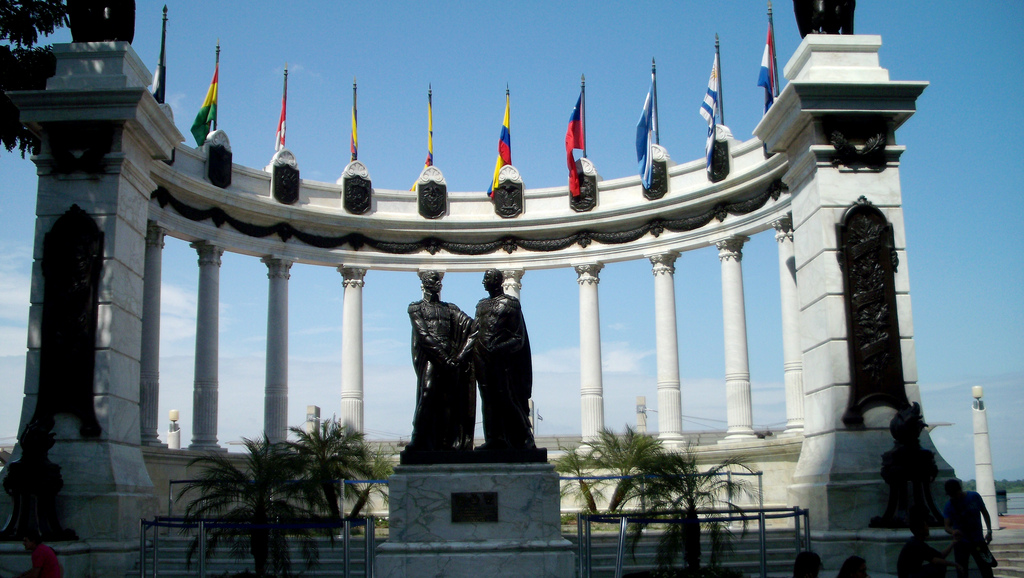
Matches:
[[381, 270, 574, 576]]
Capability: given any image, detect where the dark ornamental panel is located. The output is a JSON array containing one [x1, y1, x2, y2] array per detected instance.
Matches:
[[418, 181, 447, 219], [36, 204, 105, 437], [643, 159, 669, 200], [493, 181, 523, 218], [709, 139, 729, 183], [570, 159, 597, 213], [206, 131, 233, 190], [837, 196, 909, 426], [344, 175, 372, 214], [47, 122, 114, 174], [271, 157, 300, 205]]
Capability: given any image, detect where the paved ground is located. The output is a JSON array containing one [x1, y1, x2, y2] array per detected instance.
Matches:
[[992, 515, 1024, 543]]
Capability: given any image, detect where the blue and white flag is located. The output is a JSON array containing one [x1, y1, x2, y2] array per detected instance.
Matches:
[[636, 79, 655, 189], [700, 53, 720, 172]]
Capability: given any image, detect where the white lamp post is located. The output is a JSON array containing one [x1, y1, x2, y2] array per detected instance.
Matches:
[[972, 386, 1000, 530]]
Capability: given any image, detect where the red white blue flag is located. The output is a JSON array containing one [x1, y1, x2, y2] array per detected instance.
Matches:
[[565, 93, 584, 197]]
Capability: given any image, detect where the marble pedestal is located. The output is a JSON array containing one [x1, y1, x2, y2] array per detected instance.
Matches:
[[376, 463, 575, 577]]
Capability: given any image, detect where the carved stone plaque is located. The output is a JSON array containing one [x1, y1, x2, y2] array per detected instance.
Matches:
[[493, 180, 523, 218], [837, 197, 909, 425], [207, 144, 232, 189], [709, 139, 729, 183], [643, 159, 668, 200], [272, 164, 300, 205], [451, 492, 498, 523], [344, 175, 372, 214], [418, 181, 447, 219], [570, 159, 597, 213]]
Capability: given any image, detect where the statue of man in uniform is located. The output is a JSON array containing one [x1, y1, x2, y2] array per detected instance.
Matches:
[[472, 269, 536, 451], [406, 271, 475, 452]]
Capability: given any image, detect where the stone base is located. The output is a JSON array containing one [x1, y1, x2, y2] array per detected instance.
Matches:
[[809, 529, 914, 578], [376, 462, 575, 577], [399, 447, 547, 465]]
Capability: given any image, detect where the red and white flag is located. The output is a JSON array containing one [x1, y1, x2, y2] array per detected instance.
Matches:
[[275, 65, 288, 152]]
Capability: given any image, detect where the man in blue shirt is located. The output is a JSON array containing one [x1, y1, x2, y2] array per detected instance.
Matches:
[[942, 478, 995, 578]]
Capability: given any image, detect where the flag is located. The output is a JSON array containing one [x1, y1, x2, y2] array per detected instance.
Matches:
[[488, 91, 511, 197], [275, 66, 287, 152], [700, 53, 720, 173], [565, 93, 585, 197], [350, 79, 358, 161], [151, 6, 167, 104], [191, 64, 218, 146], [635, 74, 656, 190], [411, 86, 434, 190], [757, 23, 777, 115]]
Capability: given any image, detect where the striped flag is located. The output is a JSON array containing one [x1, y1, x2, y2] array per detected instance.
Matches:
[[565, 92, 584, 197], [411, 85, 434, 190], [274, 65, 287, 152], [488, 90, 511, 197], [699, 53, 720, 174], [190, 63, 219, 146], [350, 79, 358, 161], [758, 22, 778, 115]]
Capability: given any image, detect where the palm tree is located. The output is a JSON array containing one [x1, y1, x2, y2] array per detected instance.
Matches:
[[177, 435, 319, 577], [588, 426, 664, 512], [347, 445, 394, 518], [288, 419, 370, 520], [631, 444, 755, 571], [553, 444, 602, 514]]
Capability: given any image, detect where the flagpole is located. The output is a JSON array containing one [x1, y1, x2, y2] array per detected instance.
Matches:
[[280, 63, 287, 150], [768, 1, 779, 98], [580, 74, 587, 158], [651, 57, 659, 145], [427, 83, 433, 166], [213, 40, 220, 131], [351, 77, 357, 162], [154, 5, 167, 104], [715, 34, 725, 126]]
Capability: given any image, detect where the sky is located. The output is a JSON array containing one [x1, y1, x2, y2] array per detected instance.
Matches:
[[1, 2, 1023, 481]]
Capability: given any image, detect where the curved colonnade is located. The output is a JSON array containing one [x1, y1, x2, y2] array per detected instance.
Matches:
[[141, 128, 803, 450]]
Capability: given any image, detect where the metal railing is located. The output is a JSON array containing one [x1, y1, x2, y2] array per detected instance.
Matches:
[[139, 516, 376, 578], [575, 506, 811, 578]]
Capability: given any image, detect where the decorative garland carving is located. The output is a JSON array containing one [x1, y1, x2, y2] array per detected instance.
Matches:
[[153, 178, 787, 256], [831, 130, 887, 168]]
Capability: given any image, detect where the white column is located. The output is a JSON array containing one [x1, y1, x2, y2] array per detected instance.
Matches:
[[501, 269, 524, 299], [576, 263, 605, 441], [972, 387, 1000, 530], [717, 236, 755, 439], [263, 257, 292, 444], [140, 222, 165, 446], [650, 252, 683, 443], [773, 216, 805, 435], [190, 242, 224, 450], [339, 266, 366, 432]]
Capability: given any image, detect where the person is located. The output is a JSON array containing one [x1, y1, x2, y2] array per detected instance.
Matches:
[[836, 556, 868, 578], [406, 271, 475, 452], [472, 269, 535, 451], [943, 478, 996, 578], [793, 551, 822, 578], [16, 530, 61, 578], [898, 505, 960, 578]]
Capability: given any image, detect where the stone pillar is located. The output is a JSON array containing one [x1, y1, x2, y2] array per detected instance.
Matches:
[[190, 242, 224, 450], [3, 41, 179, 570], [139, 222, 165, 446], [773, 215, 804, 434], [263, 258, 292, 444], [575, 264, 604, 441], [501, 269, 524, 299], [972, 387, 1000, 531], [649, 252, 683, 443], [339, 266, 367, 432], [717, 236, 755, 439], [754, 35, 947, 544]]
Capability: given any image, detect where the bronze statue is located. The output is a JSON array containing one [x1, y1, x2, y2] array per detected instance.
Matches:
[[406, 271, 475, 452], [793, 0, 855, 37], [472, 270, 535, 451], [68, 0, 136, 43]]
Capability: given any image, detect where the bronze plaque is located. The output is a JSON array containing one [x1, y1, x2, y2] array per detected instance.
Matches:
[[451, 492, 498, 523]]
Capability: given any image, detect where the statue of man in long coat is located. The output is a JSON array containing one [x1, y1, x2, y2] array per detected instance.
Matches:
[[406, 271, 475, 451]]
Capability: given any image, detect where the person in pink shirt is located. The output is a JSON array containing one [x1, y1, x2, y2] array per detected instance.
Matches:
[[16, 530, 61, 578]]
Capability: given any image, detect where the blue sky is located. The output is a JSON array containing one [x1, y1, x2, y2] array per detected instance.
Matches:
[[1, 1, 1022, 480]]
